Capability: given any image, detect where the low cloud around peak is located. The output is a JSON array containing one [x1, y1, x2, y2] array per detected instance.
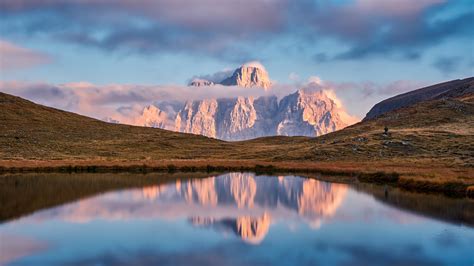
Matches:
[[241, 61, 267, 71]]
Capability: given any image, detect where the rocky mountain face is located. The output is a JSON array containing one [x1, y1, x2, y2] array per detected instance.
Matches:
[[189, 63, 272, 90], [132, 62, 349, 140], [364, 77, 474, 120], [220, 65, 272, 90], [136, 89, 348, 140], [277, 89, 347, 136], [135, 105, 170, 128], [175, 173, 347, 243]]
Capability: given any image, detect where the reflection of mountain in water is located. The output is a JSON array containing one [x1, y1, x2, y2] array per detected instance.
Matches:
[[151, 173, 347, 243], [190, 213, 271, 244], [29, 173, 347, 244], [173, 173, 347, 223]]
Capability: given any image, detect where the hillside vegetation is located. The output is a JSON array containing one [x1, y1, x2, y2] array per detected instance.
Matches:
[[1, 90, 472, 165], [1, 81, 473, 195]]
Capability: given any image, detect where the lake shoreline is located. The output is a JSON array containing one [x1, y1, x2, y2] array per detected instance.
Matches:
[[1, 159, 472, 198]]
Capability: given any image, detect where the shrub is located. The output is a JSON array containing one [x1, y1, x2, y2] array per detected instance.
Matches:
[[467, 186, 474, 198], [357, 171, 399, 183], [166, 164, 177, 173], [254, 164, 276, 174]]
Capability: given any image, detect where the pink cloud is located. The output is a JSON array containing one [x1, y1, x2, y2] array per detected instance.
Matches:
[[354, 0, 446, 17], [0, 40, 52, 70], [0, 77, 424, 126], [1, 0, 287, 33], [0, 234, 48, 265]]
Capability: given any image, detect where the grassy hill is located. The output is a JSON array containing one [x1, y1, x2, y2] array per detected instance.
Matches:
[[1, 82, 473, 195], [1, 90, 472, 164]]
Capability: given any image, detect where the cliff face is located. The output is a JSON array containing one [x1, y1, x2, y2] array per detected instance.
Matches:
[[364, 77, 474, 120], [277, 89, 347, 137], [220, 65, 272, 90], [189, 62, 272, 90], [179, 173, 347, 243], [175, 99, 219, 138], [137, 89, 348, 140]]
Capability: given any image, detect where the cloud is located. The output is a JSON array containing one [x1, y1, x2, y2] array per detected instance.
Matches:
[[350, 0, 446, 17], [0, 80, 288, 124], [316, 242, 442, 266], [190, 69, 234, 84], [288, 72, 300, 82], [0, 0, 471, 62], [432, 56, 462, 74], [312, 79, 430, 118], [59, 243, 258, 266], [324, 79, 427, 98], [0, 0, 287, 33], [188, 60, 268, 84], [304, 0, 473, 61], [242, 60, 267, 71], [1, 73, 431, 125], [0, 234, 48, 265], [0, 39, 52, 70], [0, 0, 287, 62], [299, 76, 361, 124], [0, 75, 365, 125]]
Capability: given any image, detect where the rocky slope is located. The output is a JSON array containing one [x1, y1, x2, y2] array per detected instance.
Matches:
[[364, 77, 474, 120], [220, 63, 272, 89], [137, 89, 349, 140], [276, 89, 347, 137], [135, 105, 170, 128]]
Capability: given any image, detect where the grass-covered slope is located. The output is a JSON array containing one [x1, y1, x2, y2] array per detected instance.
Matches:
[[1, 84, 473, 166], [0, 92, 228, 160]]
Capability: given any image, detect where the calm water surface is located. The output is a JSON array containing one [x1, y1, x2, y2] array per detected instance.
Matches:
[[1, 173, 473, 266]]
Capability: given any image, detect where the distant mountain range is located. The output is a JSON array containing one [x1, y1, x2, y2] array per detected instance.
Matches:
[[136, 89, 349, 141], [132, 63, 350, 140]]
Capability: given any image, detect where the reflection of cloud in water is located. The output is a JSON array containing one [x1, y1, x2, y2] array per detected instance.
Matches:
[[26, 173, 347, 243], [0, 234, 48, 265]]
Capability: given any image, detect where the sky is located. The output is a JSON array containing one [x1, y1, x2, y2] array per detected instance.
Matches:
[[0, 0, 473, 120]]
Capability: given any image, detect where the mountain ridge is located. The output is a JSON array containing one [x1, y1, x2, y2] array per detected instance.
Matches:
[[136, 89, 349, 140], [364, 77, 474, 120]]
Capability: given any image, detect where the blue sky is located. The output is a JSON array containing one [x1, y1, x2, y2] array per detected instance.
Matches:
[[0, 0, 473, 118]]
